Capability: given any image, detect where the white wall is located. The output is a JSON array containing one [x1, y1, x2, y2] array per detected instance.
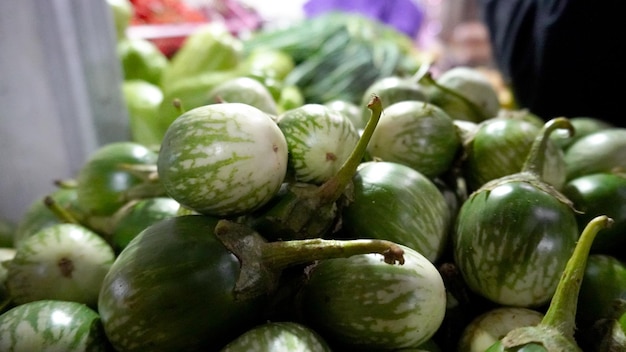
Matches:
[[0, 0, 130, 224]]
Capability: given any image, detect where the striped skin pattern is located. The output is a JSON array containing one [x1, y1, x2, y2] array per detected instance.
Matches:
[[98, 216, 263, 352], [366, 101, 460, 179], [343, 161, 451, 263], [453, 182, 579, 307], [300, 245, 446, 350], [0, 300, 107, 351], [463, 118, 566, 192], [277, 104, 360, 184], [7, 223, 115, 307], [457, 307, 544, 352], [157, 103, 288, 217], [221, 322, 331, 352]]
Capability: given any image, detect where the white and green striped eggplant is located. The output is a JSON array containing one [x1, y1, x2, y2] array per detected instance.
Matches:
[[5, 223, 115, 307], [298, 244, 446, 350], [0, 300, 110, 351], [220, 322, 331, 352], [277, 104, 360, 184], [157, 103, 288, 217], [341, 161, 451, 263], [366, 101, 461, 179]]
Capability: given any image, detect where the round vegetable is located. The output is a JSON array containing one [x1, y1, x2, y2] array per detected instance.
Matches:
[[458, 307, 544, 352], [207, 76, 279, 115], [366, 101, 461, 178], [462, 117, 566, 192], [486, 216, 613, 351], [13, 187, 78, 248], [454, 118, 579, 307], [564, 128, 626, 181], [277, 104, 360, 184], [424, 66, 500, 123], [0, 300, 110, 351], [76, 141, 159, 217], [6, 223, 115, 307], [99, 214, 407, 352], [110, 196, 180, 252], [99, 215, 265, 351], [298, 244, 446, 350], [341, 161, 451, 263], [221, 321, 331, 352], [561, 172, 626, 258], [577, 254, 626, 329], [157, 103, 288, 217], [358, 75, 428, 129]]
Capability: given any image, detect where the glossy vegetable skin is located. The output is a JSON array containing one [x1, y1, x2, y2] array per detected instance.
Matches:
[[298, 244, 446, 350], [98, 215, 265, 351]]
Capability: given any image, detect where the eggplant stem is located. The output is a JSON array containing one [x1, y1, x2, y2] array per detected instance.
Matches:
[[522, 117, 574, 177], [214, 219, 405, 301], [316, 94, 383, 205], [43, 195, 79, 224], [541, 215, 613, 337], [419, 72, 488, 121], [262, 237, 405, 269]]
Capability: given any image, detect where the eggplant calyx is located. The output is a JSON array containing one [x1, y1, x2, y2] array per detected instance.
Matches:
[[237, 95, 383, 241], [477, 172, 580, 214], [214, 219, 405, 301]]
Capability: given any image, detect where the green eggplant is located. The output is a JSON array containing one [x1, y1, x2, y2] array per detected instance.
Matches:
[[453, 118, 579, 307], [421, 67, 500, 123], [297, 244, 446, 350], [458, 307, 544, 352], [485, 215, 613, 351], [75, 142, 162, 218], [206, 76, 279, 116], [564, 128, 626, 181], [0, 300, 111, 351], [109, 196, 180, 252], [220, 321, 331, 352], [12, 187, 78, 248], [240, 96, 383, 241], [341, 161, 451, 263], [576, 254, 626, 330], [324, 100, 362, 132], [98, 215, 406, 352], [357, 75, 428, 129], [561, 172, 626, 259], [549, 116, 613, 151], [461, 116, 566, 193], [366, 101, 461, 179]]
